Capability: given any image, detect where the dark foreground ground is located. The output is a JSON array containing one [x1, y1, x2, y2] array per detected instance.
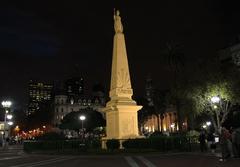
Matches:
[[0, 146, 239, 167]]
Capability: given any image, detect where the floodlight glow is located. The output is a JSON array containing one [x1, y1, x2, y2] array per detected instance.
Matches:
[[8, 121, 13, 126], [211, 96, 220, 103], [206, 121, 211, 126], [6, 114, 13, 120], [1, 101, 12, 108], [202, 125, 207, 129], [79, 115, 86, 121]]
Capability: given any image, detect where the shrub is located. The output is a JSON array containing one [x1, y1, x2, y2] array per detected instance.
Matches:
[[89, 139, 101, 149], [149, 131, 166, 138], [106, 139, 120, 151], [122, 135, 197, 152], [150, 136, 166, 151], [186, 130, 200, 138], [36, 132, 65, 140]]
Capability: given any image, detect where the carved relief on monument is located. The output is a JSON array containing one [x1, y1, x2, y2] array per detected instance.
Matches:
[[118, 89, 133, 95], [110, 74, 116, 90], [121, 118, 133, 136], [117, 68, 131, 89], [110, 68, 133, 97]]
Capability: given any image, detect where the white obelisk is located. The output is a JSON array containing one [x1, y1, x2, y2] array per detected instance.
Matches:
[[102, 10, 142, 143]]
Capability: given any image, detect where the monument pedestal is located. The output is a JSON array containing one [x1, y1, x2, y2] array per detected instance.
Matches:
[[103, 103, 142, 139]]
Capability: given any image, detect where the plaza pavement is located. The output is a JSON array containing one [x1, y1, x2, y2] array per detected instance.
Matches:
[[0, 146, 239, 167]]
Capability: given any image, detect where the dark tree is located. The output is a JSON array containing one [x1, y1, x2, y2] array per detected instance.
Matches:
[[136, 97, 150, 130], [25, 101, 54, 130], [151, 89, 169, 132], [164, 43, 185, 131], [59, 108, 105, 132], [12, 108, 27, 131]]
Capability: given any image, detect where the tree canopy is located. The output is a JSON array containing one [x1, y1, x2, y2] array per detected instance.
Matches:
[[59, 108, 105, 131]]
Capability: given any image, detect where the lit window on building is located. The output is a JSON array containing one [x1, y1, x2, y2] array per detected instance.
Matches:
[[68, 86, 72, 93]]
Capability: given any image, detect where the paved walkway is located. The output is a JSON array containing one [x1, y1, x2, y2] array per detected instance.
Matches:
[[0, 153, 239, 167]]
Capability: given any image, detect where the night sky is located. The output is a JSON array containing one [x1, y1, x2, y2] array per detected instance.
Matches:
[[0, 1, 239, 109]]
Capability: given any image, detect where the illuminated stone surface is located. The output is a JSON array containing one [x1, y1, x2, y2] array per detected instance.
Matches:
[[102, 10, 142, 142]]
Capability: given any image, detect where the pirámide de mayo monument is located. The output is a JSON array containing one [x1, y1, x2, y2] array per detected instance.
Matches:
[[102, 10, 142, 146]]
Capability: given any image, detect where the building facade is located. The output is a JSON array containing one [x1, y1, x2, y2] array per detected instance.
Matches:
[[142, 107, 179, 133], [140, 78, 183, 134], [53, 79, 105, 127], [28, 80, 53, 115], [219, 42, 240, 71], [53, 95, 104, 127], [0, 122, 11, 143]]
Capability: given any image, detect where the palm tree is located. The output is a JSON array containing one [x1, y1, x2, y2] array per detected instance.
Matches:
[[152, 89, 168, 132], [165, 42, 185, 131]]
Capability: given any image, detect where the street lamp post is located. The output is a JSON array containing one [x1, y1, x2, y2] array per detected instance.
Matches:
[[79, 115, 86, 139], [1, 101, 12, 148], [210, 96, 220, 133]]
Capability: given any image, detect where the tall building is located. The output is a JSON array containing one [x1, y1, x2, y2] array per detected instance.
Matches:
[[92, 83, 105, 105], [145, 76, 154, 106], [64, 77, 84, 100], [28, 80, 53, 115], [219, 42, 240, 72]]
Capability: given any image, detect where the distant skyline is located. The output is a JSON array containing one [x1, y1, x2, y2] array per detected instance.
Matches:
[[0, 1, 240, 109]]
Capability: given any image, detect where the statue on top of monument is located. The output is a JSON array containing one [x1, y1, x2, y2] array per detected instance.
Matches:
[[114, 9, 123, 33]]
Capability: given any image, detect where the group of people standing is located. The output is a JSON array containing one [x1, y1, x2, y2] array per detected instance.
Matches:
[[198, 127, 240, 161], [199, 130, 215, 153], [220, 127, 240, 160]]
